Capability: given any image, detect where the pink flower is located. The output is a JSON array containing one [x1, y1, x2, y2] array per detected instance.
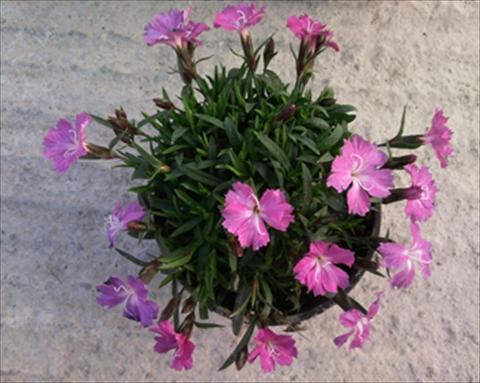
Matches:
[[221, 182, 294, 251], [327, 135, 394, 216], [144, 8, 209, 49], [334, 292, 382, 349], [425, 108, 453, 168], [248, 328, 298, 372], [151, 320, 195, 371], [404, 164, 437, 222], [377, 223, 432, 288], [213, 3, 265, 35], [96, 275, 159, 327], [286, 14, 339, 52], [42, 113, 90, 174], [106, 201, 146, 247], [294, 241, 355, 296]]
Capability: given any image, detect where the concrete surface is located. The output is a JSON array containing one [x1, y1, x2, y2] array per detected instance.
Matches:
[[1, 1, 479, 382]]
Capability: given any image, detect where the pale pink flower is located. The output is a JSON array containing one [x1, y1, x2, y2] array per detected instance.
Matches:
[[151, 320, 195, 371], [377, 223, 432, 289], [404, 164, 437, 222], [221, 182, 294, 251], [106, 201, 146, 248], [42, 113, 90, 174], [213, 3, 265, 35], [248, 328, 298, 372], [424, 108, 453, 168], [327, 135, 394, 216], [96, 275, 159, 327], [334, 292, 382, 349], [294, 241, 355, 296], [144, 8, 209, 49], [286, 14, 339, 52]]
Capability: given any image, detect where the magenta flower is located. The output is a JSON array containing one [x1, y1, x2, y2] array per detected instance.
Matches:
[[334, 292, 382, 349], [327, 135, 394, 216], [222, 182, 294, 251], [42, 113, 90, 174], [144, 8, 209, 49], [106, 201, 146, 248], [213, 3, 265, 35], [294, 241, 355, 296], [377, 223, 432, 289], [96, 275, 159, 327], [424, 108, 453, 168], [286, 14, 339, 52], [151, 320, 195, 371], [404, 164, 437, 222], [248, 328, 298, 373]]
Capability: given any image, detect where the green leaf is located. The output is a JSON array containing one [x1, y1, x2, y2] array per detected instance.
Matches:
[[295, 135, 320, 155], [393, 104, 407, 140], [179, 164, 221, 186], [254, 132, 291, 170], [115, 248, 149, 267], [301, 163, 312, 205], [194, 321, 225, 329], [158, 253, 193, 270], [224, 117, 241, 150], [195, 114, 224, 129], [171, 127, 189, 143], [306, 117, 330, 130], [319, 124, 345, 150], [170, 217, 204, 237], [218, 319, 256, 371], [231, 284, 252, 335]]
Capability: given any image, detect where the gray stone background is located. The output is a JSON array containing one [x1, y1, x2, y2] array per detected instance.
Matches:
[[1, 1, 479, 382]]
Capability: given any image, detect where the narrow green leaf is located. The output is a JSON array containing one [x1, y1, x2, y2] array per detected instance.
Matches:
[[254, 132, 291, 170], [170, 217, 204, 238], [301, 163, 312, 205], [194, 321, 225, 329], [114, 248, 149, 267], [158, 253, 193, 270], [218, 319, 256, 371], [195, 114, 224, 129]]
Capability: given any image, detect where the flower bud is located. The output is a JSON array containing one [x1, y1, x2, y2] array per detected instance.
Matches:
[[138, 259, 161, 284], [235, 345, 248, 371], [180, 312, 195, 339], [273, 104, 297, 124], [153, 98, 175, 110], [263, 37, 276, 69], [382, 186, 422, 204], [127, 220, 148, 232], [181, 296, 196, 314], [108, 107, 136, 144], [159, 296, 181, 321], [382, 154, 417, 169], [387, 134, 424, 149], [228, 237, 243, 258], [84, 143, 116, 159]]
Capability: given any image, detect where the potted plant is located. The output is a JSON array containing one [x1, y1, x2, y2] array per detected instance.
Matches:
[[42, 3, 453, 373]]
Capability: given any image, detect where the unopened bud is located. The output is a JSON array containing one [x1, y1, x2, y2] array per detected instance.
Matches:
[[85, 143, 115, 159], [232, 272, 240, 291], [235, 345, 248, 371], [127, 220, 148, 232], [382, 186, 422, 204], [153, 98, 175, 110], [273, 104, 297, 124], [228, 237, 243, 258], [180, 312, 195, 339], [157, 164, 171, 173], [263, 37, 276, 69], [181, 296, 196, 314], [138, 259, 161, 284], [160, 296, 181, 321], [387, 134, 424, 149], [382, 154, 417, 170], [108, 107, 136, 144]]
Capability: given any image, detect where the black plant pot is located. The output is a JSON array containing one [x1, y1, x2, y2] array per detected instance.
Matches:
[[212, 205, 382, 326]]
